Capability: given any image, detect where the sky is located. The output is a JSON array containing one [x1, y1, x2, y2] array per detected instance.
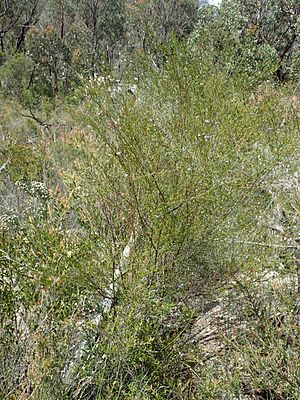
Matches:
[[209, 0, 221, 5]]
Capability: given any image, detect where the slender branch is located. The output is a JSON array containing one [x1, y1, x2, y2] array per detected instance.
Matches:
[[0, 0, 8, 18], [63, 232, 135, 385], [16, 0, 41, 52], [0, 161, 8, 173], [213, 238, 299, 250], [19, 108, 52, 131]]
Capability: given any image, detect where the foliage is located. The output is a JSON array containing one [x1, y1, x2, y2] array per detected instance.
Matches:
[[0, 2, 300, 399], [191, 0, 300, 82], [0, 53, 33, 101]]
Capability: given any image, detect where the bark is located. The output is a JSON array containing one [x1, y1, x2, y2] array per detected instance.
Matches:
[[62, 233, 135, 387], [16, 0, 40, 52], [275, 18, 299, 81]]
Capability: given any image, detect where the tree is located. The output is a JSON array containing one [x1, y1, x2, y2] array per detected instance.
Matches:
[[0, 0, 45, 54], [77, 0, 126, 72], [190, 0, 300, 81], [15, 0, 45, 52], [0, 0, 23, 53], [125, 0, 198, 67]]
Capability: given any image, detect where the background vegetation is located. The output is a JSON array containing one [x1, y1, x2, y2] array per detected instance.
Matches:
[[1, 0, 300, 399]]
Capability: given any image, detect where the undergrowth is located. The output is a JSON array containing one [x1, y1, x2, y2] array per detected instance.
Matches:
[[0, 46, 299, 399]]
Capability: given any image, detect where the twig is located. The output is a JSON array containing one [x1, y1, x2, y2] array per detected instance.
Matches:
[[213, 238, 299, 250], [0, 161, 8, 172], [62, 232, 135, 385], [19, 108, 52, 132]]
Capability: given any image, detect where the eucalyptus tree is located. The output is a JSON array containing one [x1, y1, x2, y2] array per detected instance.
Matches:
[[75, 0, 126, 72], [191, 0, 300, 81], [222, 0, 300, 80], [125, 0, 199, 69], [0, 0, 45, 54]]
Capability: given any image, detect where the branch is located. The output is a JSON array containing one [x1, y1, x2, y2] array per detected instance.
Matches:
[[0, 0, 8, 18], [19, 108, 52, 132], [62, 232, 136, 385], [0, 161, 8, 173], [278, 31, 298, 61], [16, 0, 41, 51], [214, 238, 299, 250]]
